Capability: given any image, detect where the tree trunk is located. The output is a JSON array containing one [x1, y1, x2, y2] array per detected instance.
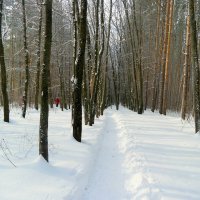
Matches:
[[48, 67, 54, 108], [151, 0, 161, 112], [93, 0, 105, 120], [162, 0, 174, 115], [100, 0, 112, 115], [71, 0, 78, 125], [39, 0, 53, 162], [189, 0, 200, 133], [21, 0, 30, 118], [159, 0, 170, 114], [181, 15, 191, 120], [0, 0, 9, 122], [89, 0, 100, 126], [72, 0, 87, 142], [122, 0, 139, 112], [35, 3, 42, 110]]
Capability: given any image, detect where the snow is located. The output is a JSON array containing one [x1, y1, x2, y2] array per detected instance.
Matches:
[[1, 107, 200, 200], [71, 75, 77, 85]]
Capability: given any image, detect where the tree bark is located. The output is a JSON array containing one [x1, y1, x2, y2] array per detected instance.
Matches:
[[39, 0, 53, 161], [89, 0, 100, 126], [72, 0, 87, 142], [189, 0, 200, 133], [159, 0, 170, 114], [100, 0, 112, 115], [162, 0, 174, 115], [181, 15, 191, 120], [21, 0, 30, 118], [0, 0, 9, 122], [35, 3, 42, 110], [151, 0, 161, 112]]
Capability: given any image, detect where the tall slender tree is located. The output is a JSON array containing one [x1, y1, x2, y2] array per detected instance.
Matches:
[[35, 1, 43, 110], [181, 15, 191, 120], [189, 0, 200, 133], [89, 0, 100, 126], [72, 0, 87, 142], [151, 0, 161, 112], [162, 0, 174, 115], [0, 0, 9, 122], [39, 0, 53, 161], [159, 0, 170, 114], [100, 0, 113, 115], [21, 0, 30, 118]]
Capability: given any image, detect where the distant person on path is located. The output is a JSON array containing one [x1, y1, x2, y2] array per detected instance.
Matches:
[[54, 97, 60, 107]]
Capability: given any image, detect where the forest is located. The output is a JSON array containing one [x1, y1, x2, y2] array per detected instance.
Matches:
[[1, 0, 200, 199]]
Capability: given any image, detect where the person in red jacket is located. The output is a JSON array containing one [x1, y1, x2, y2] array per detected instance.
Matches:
[[54, 97, 60, 107]]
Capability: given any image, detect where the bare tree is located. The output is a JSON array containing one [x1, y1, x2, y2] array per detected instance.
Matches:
[[181, 15, 191, 120], [35, 1, 43, 110], [0, 0, 9, 122], [189, 0, 200, 133], [39, 0, 53, 161], [72, 0, 87, 142], [21, 0, 30, 118]]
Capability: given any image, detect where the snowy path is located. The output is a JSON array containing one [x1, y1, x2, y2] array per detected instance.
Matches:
[[82, 112, 127, 200]]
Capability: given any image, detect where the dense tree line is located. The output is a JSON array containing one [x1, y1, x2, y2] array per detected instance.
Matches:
[[1, 0, 200, 161]]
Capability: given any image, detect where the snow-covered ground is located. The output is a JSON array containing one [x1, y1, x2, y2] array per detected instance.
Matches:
[[1, 107, 200, 200]]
